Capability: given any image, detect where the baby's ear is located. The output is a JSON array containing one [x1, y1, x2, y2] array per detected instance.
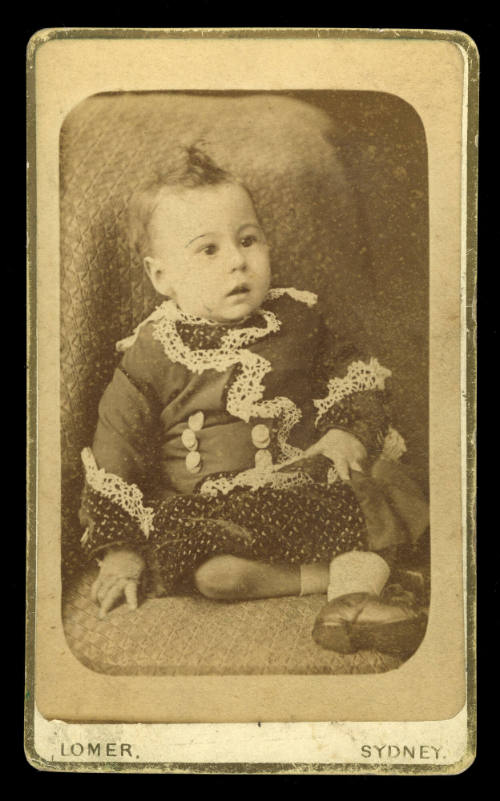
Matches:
[[144, 257, 172, 296], [143, 256, 156, 281]]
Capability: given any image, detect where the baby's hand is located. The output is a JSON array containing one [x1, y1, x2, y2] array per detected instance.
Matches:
[[305, 429, 367, 481], [91, 548, 145, 619]]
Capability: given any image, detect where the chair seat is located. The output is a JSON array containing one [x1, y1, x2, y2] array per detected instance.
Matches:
[[62, 569, 402, 675]]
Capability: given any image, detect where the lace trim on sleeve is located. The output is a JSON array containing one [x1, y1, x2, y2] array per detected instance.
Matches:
[[313, 358, 392, 426], [81, 448, 155, 538]]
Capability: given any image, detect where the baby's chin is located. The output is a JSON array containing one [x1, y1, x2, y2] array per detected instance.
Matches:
[[202, 296, 265, 325]]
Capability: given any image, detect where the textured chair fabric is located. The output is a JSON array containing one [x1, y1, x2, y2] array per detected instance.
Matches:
[[60, 91, 428, 674]]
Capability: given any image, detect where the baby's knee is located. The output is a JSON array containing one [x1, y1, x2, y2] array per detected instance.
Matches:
[[194, 556, 254, 599]]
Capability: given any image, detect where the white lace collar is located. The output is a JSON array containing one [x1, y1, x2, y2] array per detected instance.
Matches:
[[115, 287, 317, 353]]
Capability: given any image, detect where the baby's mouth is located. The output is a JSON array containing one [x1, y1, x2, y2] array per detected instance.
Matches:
[[227, 283, 251, 297]]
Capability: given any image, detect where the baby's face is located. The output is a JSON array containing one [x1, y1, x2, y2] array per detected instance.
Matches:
[[146, 183, 271, 323]]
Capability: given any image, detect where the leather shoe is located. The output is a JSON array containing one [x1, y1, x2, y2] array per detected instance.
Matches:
[[312, 591, 427, 657]]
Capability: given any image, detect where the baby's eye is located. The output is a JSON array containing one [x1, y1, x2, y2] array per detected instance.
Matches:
[[240, 235, 258, 248], [202, 244, 218, 256]]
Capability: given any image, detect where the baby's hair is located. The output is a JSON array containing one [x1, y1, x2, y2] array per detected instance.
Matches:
[[128, 146, 236, 261]]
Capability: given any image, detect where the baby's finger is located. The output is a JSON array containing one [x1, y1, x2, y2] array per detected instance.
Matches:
[[333, 456, 350, 482], [124, 580, 138, 611], [91, 574, 120, 604], [99, 582, 126, 618], [96, 576, 123, 606], [349, 460, 365, 474], [90, 577, 102, 603]]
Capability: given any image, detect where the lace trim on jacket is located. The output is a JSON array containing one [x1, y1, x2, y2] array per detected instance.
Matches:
[[313, 358, 392, 426], [199, 465, 314, 498], [115, 287, 317, 352], [81, 448, 155, 538]]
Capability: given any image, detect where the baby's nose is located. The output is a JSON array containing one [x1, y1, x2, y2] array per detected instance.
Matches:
[[229, 246, 247, 272]]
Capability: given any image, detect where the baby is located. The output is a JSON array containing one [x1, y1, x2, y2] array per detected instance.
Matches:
[[80, 147, 428, 656]]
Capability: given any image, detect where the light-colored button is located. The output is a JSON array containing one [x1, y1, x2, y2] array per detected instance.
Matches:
[[181, 428, 198, 451], [188, 411, 205, 432], [254, 449, 273, 471], [186, 451, 202, 473], [251, 423, 271, 449]]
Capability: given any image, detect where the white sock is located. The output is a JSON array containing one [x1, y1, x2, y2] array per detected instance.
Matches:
[[327, 551, 390, 603], [299, 563, 330, 596]]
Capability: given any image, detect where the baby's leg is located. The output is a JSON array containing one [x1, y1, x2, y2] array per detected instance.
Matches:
[[194, 556, 328, 600]]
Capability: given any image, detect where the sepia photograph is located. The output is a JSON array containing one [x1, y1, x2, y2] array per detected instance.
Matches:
[[60, 88, 430, 676], [27, 29, 476, 773]]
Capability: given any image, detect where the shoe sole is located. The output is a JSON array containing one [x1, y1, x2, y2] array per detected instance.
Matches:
[[351, 612, 428, 657], [312, 612, 428, 657], [311, 621, 357, 653]]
